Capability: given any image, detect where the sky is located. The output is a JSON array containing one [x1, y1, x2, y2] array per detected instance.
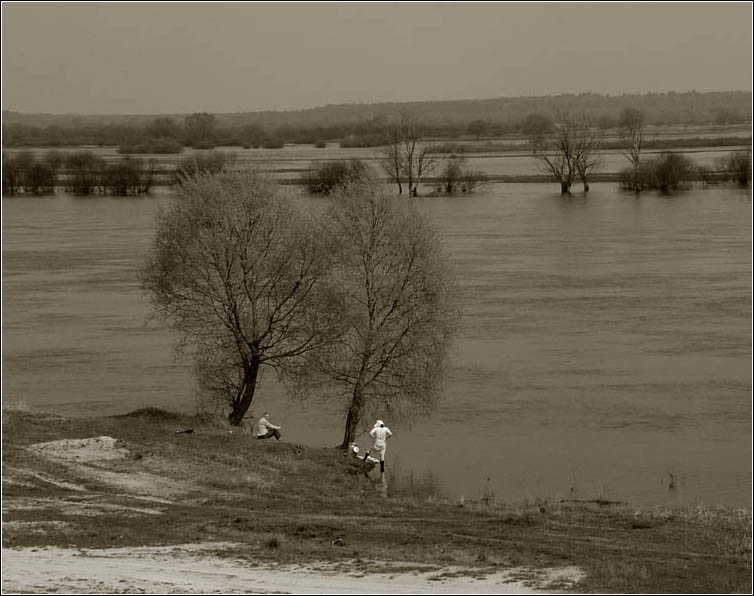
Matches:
[[2, 2, 752, 115]]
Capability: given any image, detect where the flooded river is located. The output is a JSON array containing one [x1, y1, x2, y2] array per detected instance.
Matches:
[[2, 182, 751, 506]]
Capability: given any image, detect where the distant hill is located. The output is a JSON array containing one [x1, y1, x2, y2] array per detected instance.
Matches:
[[3, 90, 752, 129]]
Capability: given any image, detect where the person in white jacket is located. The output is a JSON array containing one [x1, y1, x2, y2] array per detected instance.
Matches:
[[369, 419, 392, 474]]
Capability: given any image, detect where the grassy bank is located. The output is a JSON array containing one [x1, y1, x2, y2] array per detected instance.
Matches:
[[2, 407, 751, 593]]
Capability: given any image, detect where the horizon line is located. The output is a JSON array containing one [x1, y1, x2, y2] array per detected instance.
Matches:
[[2, 89, 751, 119]]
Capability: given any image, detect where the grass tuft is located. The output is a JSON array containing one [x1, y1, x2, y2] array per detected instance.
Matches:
[[116, 407, 186, 420]]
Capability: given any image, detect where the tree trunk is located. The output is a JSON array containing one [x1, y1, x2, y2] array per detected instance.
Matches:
[[560, 180, 572, 194], [339, 383, 364, 449], [633, 163, 641, 193], [228, 351, 261, 426], [582, 178, 590, 192]]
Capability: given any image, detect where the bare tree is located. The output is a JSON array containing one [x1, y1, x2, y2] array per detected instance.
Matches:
[[530, 117, 577, 194], [140, 170, 337, 425], [378, 114, 437, 196], [378, 125, 404, 195], [573, 120, 601, 192], [291, 175, 458, 448], [530, 114, 600, 194], [619, 108, 645, 193]]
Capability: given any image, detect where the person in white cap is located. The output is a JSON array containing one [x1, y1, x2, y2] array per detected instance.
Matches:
[[369, 419, 392, 474]]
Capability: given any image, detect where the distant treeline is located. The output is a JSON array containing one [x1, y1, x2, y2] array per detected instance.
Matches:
[[429, 136, 753, 155], [3, 91, 751, 152]]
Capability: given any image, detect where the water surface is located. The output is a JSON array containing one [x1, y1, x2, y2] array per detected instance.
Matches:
[[2, 183, 751, 505]]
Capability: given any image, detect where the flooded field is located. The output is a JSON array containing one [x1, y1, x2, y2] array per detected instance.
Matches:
[[3, 138, 749, 183], [2, 182, 751, 506]]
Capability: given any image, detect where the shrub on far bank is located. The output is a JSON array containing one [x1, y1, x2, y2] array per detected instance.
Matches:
[[648, 153, 695, 193], [261, 136, 285, 149], [2, 149, 166, 196], [118, 137, 184, 155], [65, 151, 106, 195], [101, 156, 156, 195], [719, 150, 752, 186], [302, 160, 369, 195], [621, 149, 751, 192], [173, 151, 233, 184], [436, 154, 486, 195], [3, 150, 63, 195], [339, 134, 385, 148], [620, 152, 695, 193]]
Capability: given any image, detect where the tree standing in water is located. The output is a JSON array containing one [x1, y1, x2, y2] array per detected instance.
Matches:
[[378, 113, 437, 196], [618, 108, 646, 193], [530, 114, 600, 194]]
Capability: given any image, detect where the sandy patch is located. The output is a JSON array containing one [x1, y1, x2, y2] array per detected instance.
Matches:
[[27, 436, 129, 464], [23, 437, 192, 499], [1, 543, 584, 594]]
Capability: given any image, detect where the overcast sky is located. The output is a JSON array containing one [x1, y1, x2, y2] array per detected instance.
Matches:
[[2, 2, 752, 114]]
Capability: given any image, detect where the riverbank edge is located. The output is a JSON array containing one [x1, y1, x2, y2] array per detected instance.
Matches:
[[2, 406, 751, 593]]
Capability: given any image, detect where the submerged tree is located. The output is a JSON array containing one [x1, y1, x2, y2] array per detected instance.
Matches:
[[102, 156, 156, 195], [3, 150, 60, 195], [644, 152, 694, 193], [65, 151, 105, 195], [618, 108, 646, 193], [2, 151, 27, 194], [530, 114, 600, 194], [290, 175, 458, 448], [140, 170, 337, 425], [573, 120, 601, 192], [721, 149, 752, 186], [439, 154, 486, 194], [378, 114, 437, 196]]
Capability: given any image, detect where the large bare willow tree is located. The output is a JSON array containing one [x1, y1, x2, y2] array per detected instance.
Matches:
[[140, 170, 337, 425], [291, 176, 458, 448]]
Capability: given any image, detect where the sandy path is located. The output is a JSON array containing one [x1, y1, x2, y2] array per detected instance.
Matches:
[[1, 542, 582, 594]]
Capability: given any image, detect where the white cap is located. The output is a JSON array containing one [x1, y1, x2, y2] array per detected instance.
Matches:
[[374, 419, 384, 427]]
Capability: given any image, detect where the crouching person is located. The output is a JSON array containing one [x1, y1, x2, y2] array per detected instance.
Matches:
[[257, 411, 282, 440]]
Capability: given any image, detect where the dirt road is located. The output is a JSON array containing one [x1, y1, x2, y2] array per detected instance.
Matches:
[[2, 542, 581, 594]]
